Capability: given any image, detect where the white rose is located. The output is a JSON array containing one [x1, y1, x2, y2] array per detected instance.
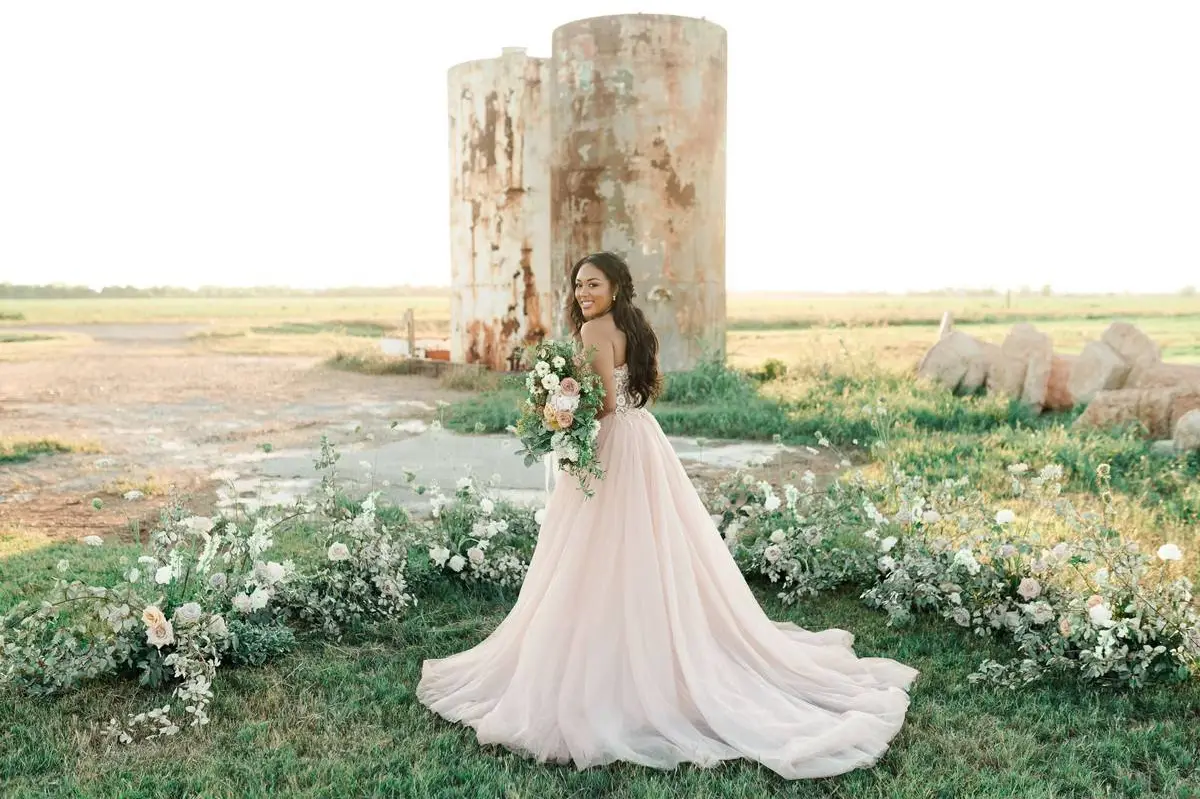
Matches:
[[428, 546, 450, 567], [480, 498, 494, 516], [769, 530, 786, 544], [1017, 577, 1042, 600], [154, 566, 173, 585], [534, 360, 551, 376], [467, 547, 485, 565], [173, 602, 203, 626], [232, 594, 253, 613], [880, 536, 898, 553], [248, 587, 269, 611], [763, 545, 783, 563], [141, 605, 166, 627], [146, 619, 175, 649], [995, 509, 1015, 525], [1028, 601, 1055, 625], [262, 561, 286, 584], [327, 542, 351, 562], [448, 555, 466, 572], [540, 373, 560, 391], [1087, 602, 1114, 628], [763, 495, 781, 512], [1157, 543, 1183, 561], [208, 615, 228, 638]]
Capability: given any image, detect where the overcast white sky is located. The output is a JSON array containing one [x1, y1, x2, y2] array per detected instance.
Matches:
[[1, 1, 1196, 293]]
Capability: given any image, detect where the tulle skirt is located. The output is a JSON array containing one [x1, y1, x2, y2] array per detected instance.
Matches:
[[417, 407, 918, 779]]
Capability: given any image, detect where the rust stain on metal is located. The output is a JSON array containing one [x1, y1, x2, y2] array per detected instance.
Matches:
[[549, 14, 727, 371], [449, 48, 552, 370]]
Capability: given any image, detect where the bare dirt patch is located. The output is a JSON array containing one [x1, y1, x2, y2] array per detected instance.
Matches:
[[1, 329, 468, 545]]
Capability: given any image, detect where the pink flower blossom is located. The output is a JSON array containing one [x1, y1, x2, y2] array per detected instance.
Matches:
[[555, 410, 575, 428], [559, 377, 580, 396]]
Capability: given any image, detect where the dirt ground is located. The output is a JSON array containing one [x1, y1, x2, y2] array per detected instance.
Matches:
[[1, 324, 846, 550], [0, 326, 468, 546]]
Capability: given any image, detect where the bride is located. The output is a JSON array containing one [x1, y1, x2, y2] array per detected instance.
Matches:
[[417, 252, 919, 780]]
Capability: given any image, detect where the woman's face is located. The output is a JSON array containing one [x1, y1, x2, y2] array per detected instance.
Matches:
[[574, 263, 614, 320]]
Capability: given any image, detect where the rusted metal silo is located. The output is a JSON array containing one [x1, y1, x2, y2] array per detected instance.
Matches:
[[550, 14, 727, 372], [448, 47, 552, 371]]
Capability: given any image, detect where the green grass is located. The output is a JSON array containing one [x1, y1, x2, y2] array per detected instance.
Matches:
[[2, 537, 1197, 798], [0, 438, 74, 464], [0, 333, 54, 344]]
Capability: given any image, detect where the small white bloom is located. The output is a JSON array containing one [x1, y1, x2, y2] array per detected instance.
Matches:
[[467, 547, 485, 565], [863, 528, 879, 540], [551, 356, 566, 369], [327, 542, 351, 562], [262, 561, 286, 584], [232, 594, 253, 613], [534, 360, 551, 376], [429, 546, 450, 567], [995, 509, 1015, 525], [953, 548, 981, 575], [769, 529, 787, 544], [763, 545, 783, 563], [248, 587, 269, 611], [763, 494, 781, 512], [173, 602, 203, 626], [448, 554, 466, 572], [1087, 602, 1114, 628], [154, 566, 173, 585], [879, 555, 897, 572], [82, 536, 103, 547], [480, 498, 495, 516], [541, 373, 560, 391], [181, 516, 215, 534], [1157, 543, 1183, 561], [880, 536, 898, 553]]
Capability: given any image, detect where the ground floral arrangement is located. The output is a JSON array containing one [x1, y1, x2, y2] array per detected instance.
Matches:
[[2, 408, 1198, 745]]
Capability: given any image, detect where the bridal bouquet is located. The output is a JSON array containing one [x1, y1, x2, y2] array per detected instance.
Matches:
[[513, 339, 606, 497]]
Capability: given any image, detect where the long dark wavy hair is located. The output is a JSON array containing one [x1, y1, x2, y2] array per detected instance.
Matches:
[[567, 251, 662, 408]]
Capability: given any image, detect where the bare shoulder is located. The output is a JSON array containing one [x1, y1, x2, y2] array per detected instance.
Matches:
[[579, 317, 617, 345]]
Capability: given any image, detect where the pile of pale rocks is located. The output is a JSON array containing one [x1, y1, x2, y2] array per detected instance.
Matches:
[[916, 320, 1200, 453]]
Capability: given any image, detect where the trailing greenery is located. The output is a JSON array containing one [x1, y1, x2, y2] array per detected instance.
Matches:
[[0, 438, 75, 464]]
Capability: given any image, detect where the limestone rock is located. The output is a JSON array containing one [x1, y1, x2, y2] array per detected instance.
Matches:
[[1175, 410, 1200, 452], [1067, 341, 1131, 405], [1126, 362, 1200, 391], [1101, 322, 1160, 368], [1170, 391, 1200, 436], [1073, 388, 1179, 439], [917, 331, 988, 395], [984, 342, 1026, 398], [1000, 324, 1054, 411], [1043, 354, 1078, 412]]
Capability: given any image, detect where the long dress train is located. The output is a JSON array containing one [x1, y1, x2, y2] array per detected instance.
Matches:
[[417, 364, 919, 780]]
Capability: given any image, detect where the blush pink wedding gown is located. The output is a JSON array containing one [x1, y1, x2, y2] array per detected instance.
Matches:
[[417, 364, 919, 779]]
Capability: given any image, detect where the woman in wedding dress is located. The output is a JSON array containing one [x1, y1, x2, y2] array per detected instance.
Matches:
[[417, 252, 919, 780]]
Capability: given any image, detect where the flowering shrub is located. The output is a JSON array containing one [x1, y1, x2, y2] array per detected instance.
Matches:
[[513, 338, 606, 497], [417, 473, 543, 590], [0, 437, 418, 743]]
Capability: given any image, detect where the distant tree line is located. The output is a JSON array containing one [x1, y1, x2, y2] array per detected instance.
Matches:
[[0, 284, 452, 299]]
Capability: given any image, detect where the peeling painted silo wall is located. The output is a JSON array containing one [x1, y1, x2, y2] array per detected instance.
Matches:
[[448, 48, 552, 370], [550, 15, 728, 372]]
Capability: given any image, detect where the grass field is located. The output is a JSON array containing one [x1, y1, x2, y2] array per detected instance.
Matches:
[[3, 291, 1200, 796]]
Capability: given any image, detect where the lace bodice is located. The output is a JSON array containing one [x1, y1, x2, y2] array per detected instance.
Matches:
[[612, 364, 640, 415]]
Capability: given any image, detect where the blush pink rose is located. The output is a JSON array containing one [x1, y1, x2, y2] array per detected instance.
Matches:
[[555, 410, 575, 428], [559, 377, 580, 396]]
